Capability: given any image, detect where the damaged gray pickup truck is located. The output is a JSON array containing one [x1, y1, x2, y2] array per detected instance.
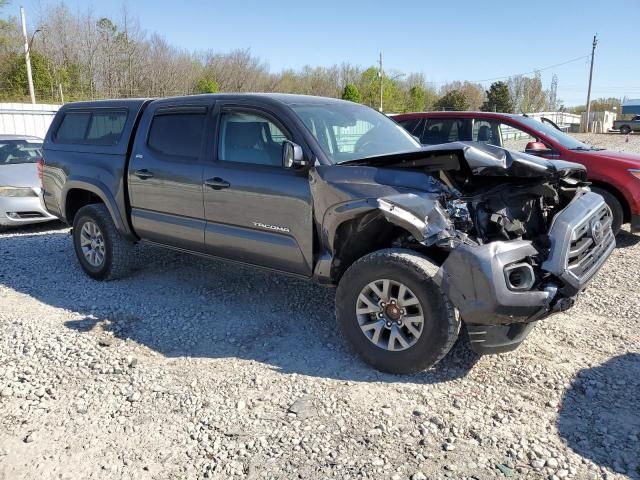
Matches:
[[41, 94, 615, 373]]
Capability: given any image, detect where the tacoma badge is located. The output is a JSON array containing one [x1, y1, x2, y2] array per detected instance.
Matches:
[[252, 222, 290, 233]]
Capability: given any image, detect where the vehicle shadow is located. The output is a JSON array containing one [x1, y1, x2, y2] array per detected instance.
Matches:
[[0, 220, 67, 235], [0, 230, 479, 385], [615, 229, 640, 249], [558, 353, 640, 478]]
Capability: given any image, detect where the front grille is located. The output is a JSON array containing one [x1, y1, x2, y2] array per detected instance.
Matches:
[[566, 204, 614, 282], [541, 190, 615, 291]]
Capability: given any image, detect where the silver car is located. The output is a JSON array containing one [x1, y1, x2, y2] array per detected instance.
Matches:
[[0, 135, 56, 230]]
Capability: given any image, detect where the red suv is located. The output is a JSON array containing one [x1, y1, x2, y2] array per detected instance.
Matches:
[[394, 112, 640, 234]]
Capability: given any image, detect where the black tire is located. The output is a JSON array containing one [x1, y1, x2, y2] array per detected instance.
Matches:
[[591, 187, 624, 235], [72, 203, 134, 280], [620, 125, 631, 135], [335, 248, 460, 374]]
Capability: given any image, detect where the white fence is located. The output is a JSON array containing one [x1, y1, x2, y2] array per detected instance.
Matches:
[[0, 103, 61, 139]]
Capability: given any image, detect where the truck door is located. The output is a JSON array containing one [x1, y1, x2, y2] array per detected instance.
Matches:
[[202, 104, 314, 276], [128, 103, 209, 252]]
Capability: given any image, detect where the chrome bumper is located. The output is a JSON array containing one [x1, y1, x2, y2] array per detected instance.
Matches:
[[542, 191, 616, 292]]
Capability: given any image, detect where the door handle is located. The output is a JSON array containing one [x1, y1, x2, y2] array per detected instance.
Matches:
[[133, 169, 154, 179], [204, 177, 231, 190]]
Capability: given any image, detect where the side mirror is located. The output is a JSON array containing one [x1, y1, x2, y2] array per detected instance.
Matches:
[[282, 140, 307, 168], [525, 141, 552, 156]]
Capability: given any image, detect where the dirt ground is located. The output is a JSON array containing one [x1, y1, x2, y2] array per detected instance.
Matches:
[[0, 133, 638, 480]]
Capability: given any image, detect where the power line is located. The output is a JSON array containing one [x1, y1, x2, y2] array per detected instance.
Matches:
[[469, 54, 592, 83]]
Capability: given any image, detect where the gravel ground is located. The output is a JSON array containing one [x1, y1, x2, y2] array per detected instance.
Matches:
[[1, 134, 639, 480]]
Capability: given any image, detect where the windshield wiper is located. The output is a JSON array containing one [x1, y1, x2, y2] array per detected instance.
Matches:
[[569, 146, 595, 151]]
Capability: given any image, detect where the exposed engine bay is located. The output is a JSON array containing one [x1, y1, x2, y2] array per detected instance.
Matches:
[[369, 142, 591, 251]]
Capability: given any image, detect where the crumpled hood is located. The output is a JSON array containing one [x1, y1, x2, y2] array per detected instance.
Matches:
[[0, 163, 39, 188], [341, 142, 586, 180]]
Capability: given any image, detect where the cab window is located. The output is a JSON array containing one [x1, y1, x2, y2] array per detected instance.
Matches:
[[218, 110, 290, 167]]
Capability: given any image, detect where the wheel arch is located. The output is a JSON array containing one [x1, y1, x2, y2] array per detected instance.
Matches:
[[62, 179, 135, 239], [589, 180, 631, 222]]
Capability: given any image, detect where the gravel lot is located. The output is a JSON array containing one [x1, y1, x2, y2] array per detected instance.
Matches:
[[1, 133, 639, 480]]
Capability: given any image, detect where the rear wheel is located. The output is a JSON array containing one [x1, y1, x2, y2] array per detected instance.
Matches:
[[335, 248, 459, 374], [72, 204, 134, 280], [591, 187, 624, 235], [620, 125, 631, 135]]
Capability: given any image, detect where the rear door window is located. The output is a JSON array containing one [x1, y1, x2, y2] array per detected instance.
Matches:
[[147, 112, 206, 159], [421, 118, 468, 145]]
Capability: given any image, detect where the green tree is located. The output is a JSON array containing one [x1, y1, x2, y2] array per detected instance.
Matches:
[[193, 77, 219, 94], [481, 81, 514, 113], [407, 85, 426, 112], [434, 90, 469, 111], [2, 51, 53, 101], [358, 67, 406, 112], [341, 83, 361, 102]]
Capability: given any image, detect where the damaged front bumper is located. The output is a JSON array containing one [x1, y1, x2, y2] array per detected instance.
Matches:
[[436, 191, 615, 354]]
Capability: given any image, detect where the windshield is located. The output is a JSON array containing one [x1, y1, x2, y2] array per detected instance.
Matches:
[[0, 140, 43, 165], [517, 116, 599, 150], [291, 102, 420, 163]]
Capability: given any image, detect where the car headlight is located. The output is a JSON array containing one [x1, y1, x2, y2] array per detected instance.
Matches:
[[629, 169, 640, 180], [0, 186, 37, 197]]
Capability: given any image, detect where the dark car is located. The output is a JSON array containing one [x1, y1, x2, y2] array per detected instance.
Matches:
[[41, 94, 614, 374], [394, 111, 640, 234]]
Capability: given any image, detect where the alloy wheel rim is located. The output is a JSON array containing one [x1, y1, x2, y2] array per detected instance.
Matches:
[[80, 220, 106, 267], [355, 279, 424, 351]]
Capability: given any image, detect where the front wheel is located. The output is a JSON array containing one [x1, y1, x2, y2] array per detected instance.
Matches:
[[591, 187, 623, 235], [335, 248, 460, 374], [620, 125, 631, 135], [72, 204, 134, 280]]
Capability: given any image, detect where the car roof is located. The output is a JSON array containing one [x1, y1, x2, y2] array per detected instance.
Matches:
[[393, 111, 525, 121], [153, 93, 355, 106], [58, 93, 356, 112], [0, 134, 43, 141]]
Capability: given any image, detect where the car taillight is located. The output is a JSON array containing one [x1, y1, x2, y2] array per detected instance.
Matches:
[[37, 157, 44, 189]]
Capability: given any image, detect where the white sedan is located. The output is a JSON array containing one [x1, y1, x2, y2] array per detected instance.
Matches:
[[0, 135, 56, 230]]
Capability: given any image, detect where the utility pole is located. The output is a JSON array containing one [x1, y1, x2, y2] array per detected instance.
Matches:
[[585, 34, 598, 132], [20, 6, 36, 104], [378, 52, 383, 112]]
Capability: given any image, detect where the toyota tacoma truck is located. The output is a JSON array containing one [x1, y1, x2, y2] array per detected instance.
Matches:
[[41, 94, 615, 374]]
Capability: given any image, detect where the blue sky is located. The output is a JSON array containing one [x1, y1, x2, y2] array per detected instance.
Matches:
[[12, 0, 640, 106]]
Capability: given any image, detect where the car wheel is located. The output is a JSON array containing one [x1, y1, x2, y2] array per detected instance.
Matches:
[[72, 203, 134, 280], [620, 125, 631, 135], [335, 248, 460, 374], [591, 187, 623, 235]]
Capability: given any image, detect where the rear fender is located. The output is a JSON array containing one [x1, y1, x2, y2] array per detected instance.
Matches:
[[62, 178, 135, 240]]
